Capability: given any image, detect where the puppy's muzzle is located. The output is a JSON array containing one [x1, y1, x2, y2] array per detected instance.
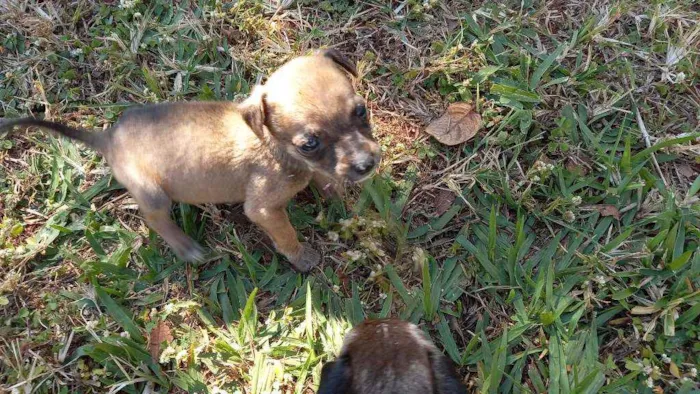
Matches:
[[352, 156, 376, 176], [349, 151, 379, 182]]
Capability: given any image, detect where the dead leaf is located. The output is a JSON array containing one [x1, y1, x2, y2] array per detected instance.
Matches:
[[677, 163, 697, 178], [148, 321, 173, 360], [425, 102, 482, 146], [630, 305, 659, 315], [434, 189, 455, 216], [669, 361, 680, 378], [609, 317, 631, 326], [565, 158, 590, 176], [594, 205, 621, 220]]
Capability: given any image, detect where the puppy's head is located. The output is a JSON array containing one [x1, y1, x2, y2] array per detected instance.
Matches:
[[318, 319, 466, 394], [240, 49, 380, 182]]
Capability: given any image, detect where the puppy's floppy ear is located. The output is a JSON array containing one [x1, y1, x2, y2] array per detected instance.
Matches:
[[318, 48, 358, 78], [429, 350, 467, 394], [239, 85, 267, 139], [318, 356, 351, 394]]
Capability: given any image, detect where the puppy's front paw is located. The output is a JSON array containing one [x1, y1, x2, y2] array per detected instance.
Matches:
[[174, 241, 206, 263], [290, 243, 321, 272]]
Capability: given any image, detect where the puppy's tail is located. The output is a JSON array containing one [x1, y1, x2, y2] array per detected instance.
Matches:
[[0, 117, 107, 151]]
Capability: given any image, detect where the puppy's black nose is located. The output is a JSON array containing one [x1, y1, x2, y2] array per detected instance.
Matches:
[[352, 157, 376, 175]]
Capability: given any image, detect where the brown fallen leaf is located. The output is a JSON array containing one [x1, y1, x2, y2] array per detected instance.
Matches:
[[425, 102, 482, 146], [630, 305, 659, 315], [677, 163, 697, 178], [434, 189, 456, 216], [148, 321, 173, 361], [608, 317, 631, 326], [669, 361, 680, 378], [565, 158, 590, 176], [594, 205, 621, 220]]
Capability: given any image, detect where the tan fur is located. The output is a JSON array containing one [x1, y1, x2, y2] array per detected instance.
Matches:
[[2, 50, 380, 272]]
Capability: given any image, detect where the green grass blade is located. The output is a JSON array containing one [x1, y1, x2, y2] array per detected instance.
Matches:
[[631, 133, 700, 162], [488, 205, 497, 262], [687, 175, 700, 198], [422, 258, 435, 321], [530, 42, 566, 90], [379, 291, 393, 318], [305, 281, 314, 340], [94, 284, 143, 343], [437, 316, 461, 363], [385, 264, 412, 304], [668, 250, 693, 271]]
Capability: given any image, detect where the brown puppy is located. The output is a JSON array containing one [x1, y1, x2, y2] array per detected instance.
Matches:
[[319, 318, 466, 394], [0, 49, 380, 272]]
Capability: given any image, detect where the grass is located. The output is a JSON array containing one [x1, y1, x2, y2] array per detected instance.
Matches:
[[0, 0, 699, 393]]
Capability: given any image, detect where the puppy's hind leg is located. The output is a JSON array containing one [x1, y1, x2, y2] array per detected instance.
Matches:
[[133, 188, 205, 262]]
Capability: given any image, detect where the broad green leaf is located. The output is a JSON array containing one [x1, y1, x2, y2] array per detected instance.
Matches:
[[473, 65, 501, 83], [669, 250, 693, 271], [490, 83, 541, 103]]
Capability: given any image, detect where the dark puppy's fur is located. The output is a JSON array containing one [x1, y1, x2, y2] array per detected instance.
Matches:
[[0, 49, 381, 272], [319, 319, 466, 394]]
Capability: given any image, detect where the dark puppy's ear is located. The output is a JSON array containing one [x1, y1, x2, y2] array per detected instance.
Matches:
[[239, 85, 267, 139], [318, 49, 358, 78], [318, 357, 352, 394], [429, 350, 467, 394]]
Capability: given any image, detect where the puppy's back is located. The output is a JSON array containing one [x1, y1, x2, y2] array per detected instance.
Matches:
[[106, 101, 254, 164], [114, 101, 237, 138], [319, 319, 466, 394]]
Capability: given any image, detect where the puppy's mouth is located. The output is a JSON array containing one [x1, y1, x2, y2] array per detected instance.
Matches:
[[304, 149, 380, 184], [316, 164, 376, 185], [346, 169, 376, 183]]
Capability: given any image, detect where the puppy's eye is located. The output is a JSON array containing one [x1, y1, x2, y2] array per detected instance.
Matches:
[[300, 135, 320, 154], [355, 104, 367, 119]]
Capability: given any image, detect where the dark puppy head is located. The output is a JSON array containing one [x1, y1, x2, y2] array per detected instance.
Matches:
[[318, 319, 466, 394], [240, 49, 381, 183]]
